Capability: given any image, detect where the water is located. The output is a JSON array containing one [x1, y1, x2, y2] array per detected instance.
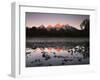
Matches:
[[26, 38, 89, 67]]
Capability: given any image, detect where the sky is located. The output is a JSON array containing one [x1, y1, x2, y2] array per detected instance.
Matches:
[[26, 12, 89, 30]]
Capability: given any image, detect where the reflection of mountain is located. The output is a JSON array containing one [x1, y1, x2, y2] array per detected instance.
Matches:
[[26, 19, 89, 38]]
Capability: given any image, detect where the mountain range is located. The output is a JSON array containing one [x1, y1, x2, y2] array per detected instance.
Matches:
[[26, 23, 89, 37], [31, 23, 79, 32]]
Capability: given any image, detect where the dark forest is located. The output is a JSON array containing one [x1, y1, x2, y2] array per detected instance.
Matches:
[[26, 19, 89, 38]]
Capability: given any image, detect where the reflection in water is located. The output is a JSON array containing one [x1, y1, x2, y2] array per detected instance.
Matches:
[[26, 38, 89, 67]]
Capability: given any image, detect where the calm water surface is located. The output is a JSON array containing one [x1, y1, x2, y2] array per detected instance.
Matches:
[[26, 38, 89, 67]]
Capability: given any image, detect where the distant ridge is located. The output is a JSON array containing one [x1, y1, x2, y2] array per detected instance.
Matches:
[[26, 19, 89, 37]]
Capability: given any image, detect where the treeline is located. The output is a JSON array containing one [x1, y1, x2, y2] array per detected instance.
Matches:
[[26, 19, 89, 38]]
